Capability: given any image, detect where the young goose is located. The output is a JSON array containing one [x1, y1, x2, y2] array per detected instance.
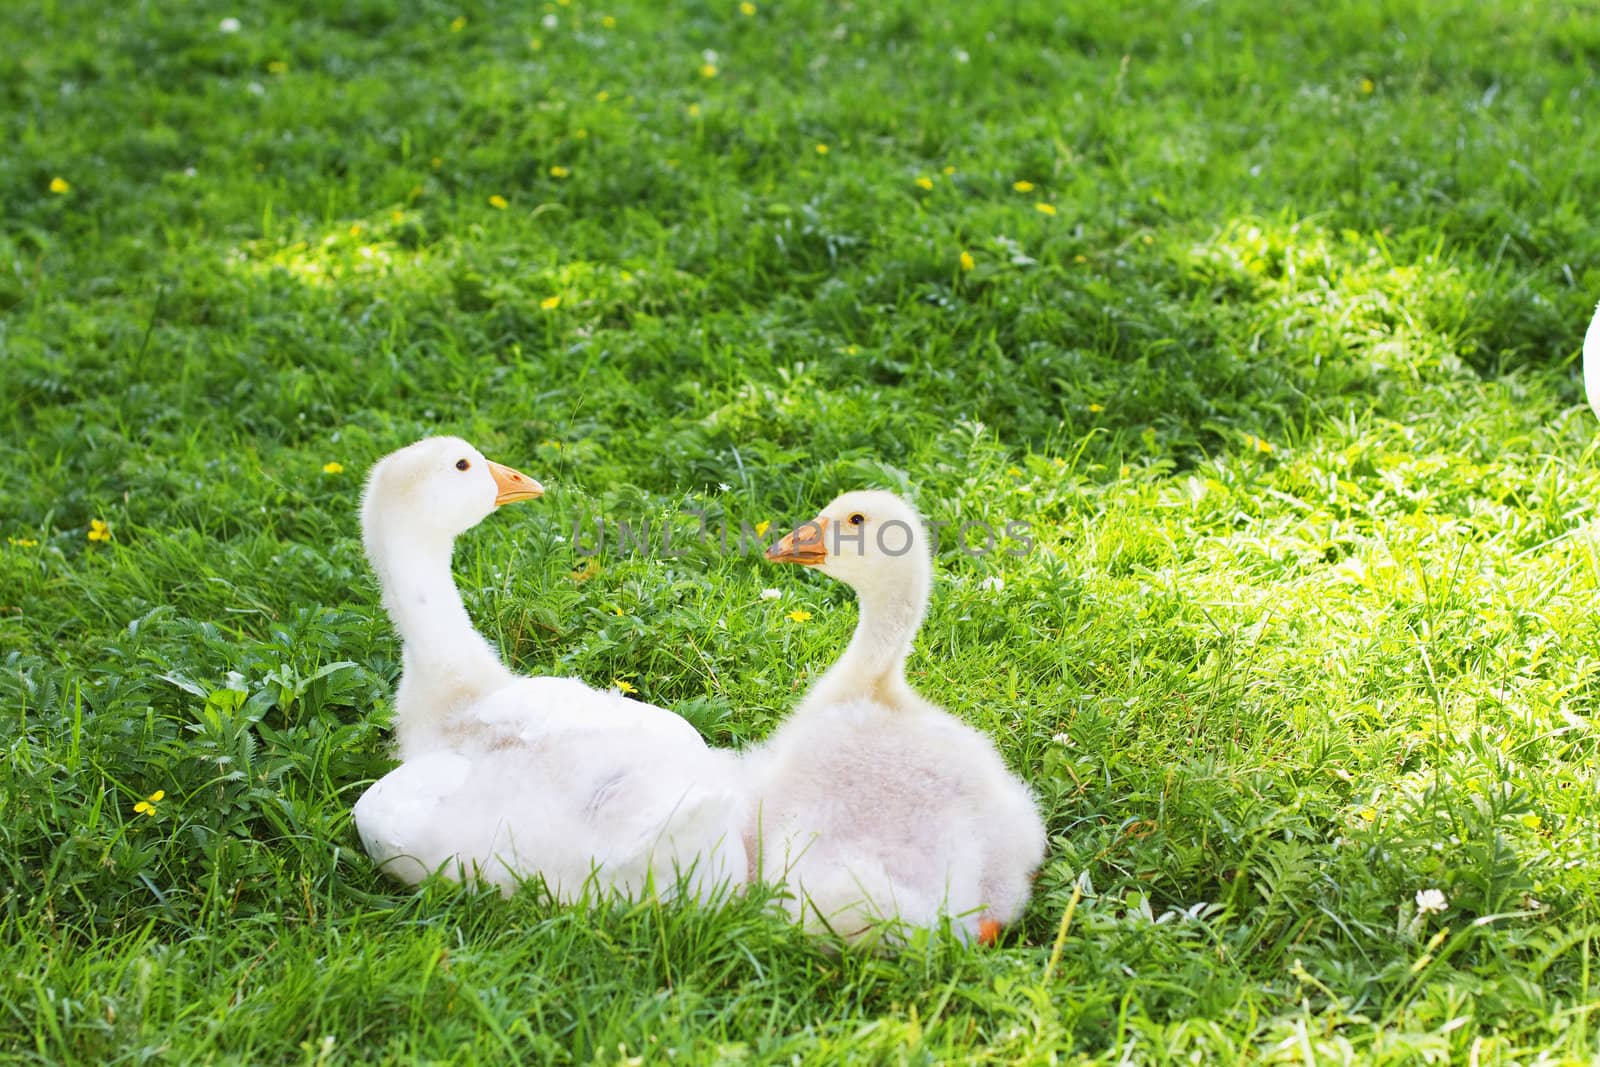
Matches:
[[746, 490, 1046, 945], [1585, 299, 1600, 422], [352, 436, 746, 903]]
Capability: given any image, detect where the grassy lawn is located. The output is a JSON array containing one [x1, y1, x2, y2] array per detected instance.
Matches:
[[5, 0, 1600, 1060]]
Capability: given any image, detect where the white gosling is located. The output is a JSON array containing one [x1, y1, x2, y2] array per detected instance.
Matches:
[[745, 490, 1047, 946], [1584, 299, 1600, 423], [352, 436, 747, 903]]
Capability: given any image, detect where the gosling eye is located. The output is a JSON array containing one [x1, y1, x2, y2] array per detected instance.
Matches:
[[456, 459, 471, 471], [848, 513, 865, 526]]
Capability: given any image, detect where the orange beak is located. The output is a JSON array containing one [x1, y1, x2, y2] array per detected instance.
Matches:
[[765, 517, 829, 566], [488, 461, 544, 505]]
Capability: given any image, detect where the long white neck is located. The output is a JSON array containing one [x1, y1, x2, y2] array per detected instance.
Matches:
[[800, 559, 931, 713], [364, 506, 513, 755]]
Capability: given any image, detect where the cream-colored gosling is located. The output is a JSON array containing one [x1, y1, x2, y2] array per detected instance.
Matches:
[[1584, 299, 1600, 423], [745, 490, 1046, 945]]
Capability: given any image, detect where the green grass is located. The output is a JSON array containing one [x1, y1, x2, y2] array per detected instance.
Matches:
[[5, 0, 1600, 1060]]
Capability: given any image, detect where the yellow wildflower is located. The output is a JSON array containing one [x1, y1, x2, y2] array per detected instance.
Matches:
[[959, 250, 974, 272], [785, 609, 813, 623], [488, 194, 509, 209], [942, 165, 956, 175], [601, 15, 617, 28], [687, 103, 702, 117], [1087, 403, 1104, 413], [1521, 813, 1542, 830], [1246, 434, 1274, 454], [814, 143, 829, 155], [390, 210, 404, 222], [614, 679, 638, 694], [8, 537, 39, 548], [550, 165, 571, 178], [1006, 466, 1022, 477], [267, 60, 288, 74], [1035, 203, 1057, 216], [322, 462, 345, 475], [87, 519, 111, 543], [133, 790, 165, 817], [1013, 180, 1034, 192], [450, 15, 466, 32], [541, 295, 562, 310], [754, 520, 771, 537], [572, 559, 599, 583], [541, 439, 563, 449], [740, 1, 757, 13], [1073, 254, 1088, 263], [529, 37, 543, 50], [700, 63, 719, 78], [596, 90, 610, 102], [1359, 807, 1377, 823], [348, 223, 363, 237], [914, 176, 933, 190], [1360, 78, 1375, 94], [49, 177, 71, 194]]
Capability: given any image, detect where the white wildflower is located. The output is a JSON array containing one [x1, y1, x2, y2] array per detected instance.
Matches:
[[980, 575, 1004, 593], [1414, 888, 1447, 915], [218, 16, 241, 33], [759, 588, 782, 600]]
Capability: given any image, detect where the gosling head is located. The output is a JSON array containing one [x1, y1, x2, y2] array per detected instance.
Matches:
[[362, 436, 543, 545], [765, 490, 930, 595]]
